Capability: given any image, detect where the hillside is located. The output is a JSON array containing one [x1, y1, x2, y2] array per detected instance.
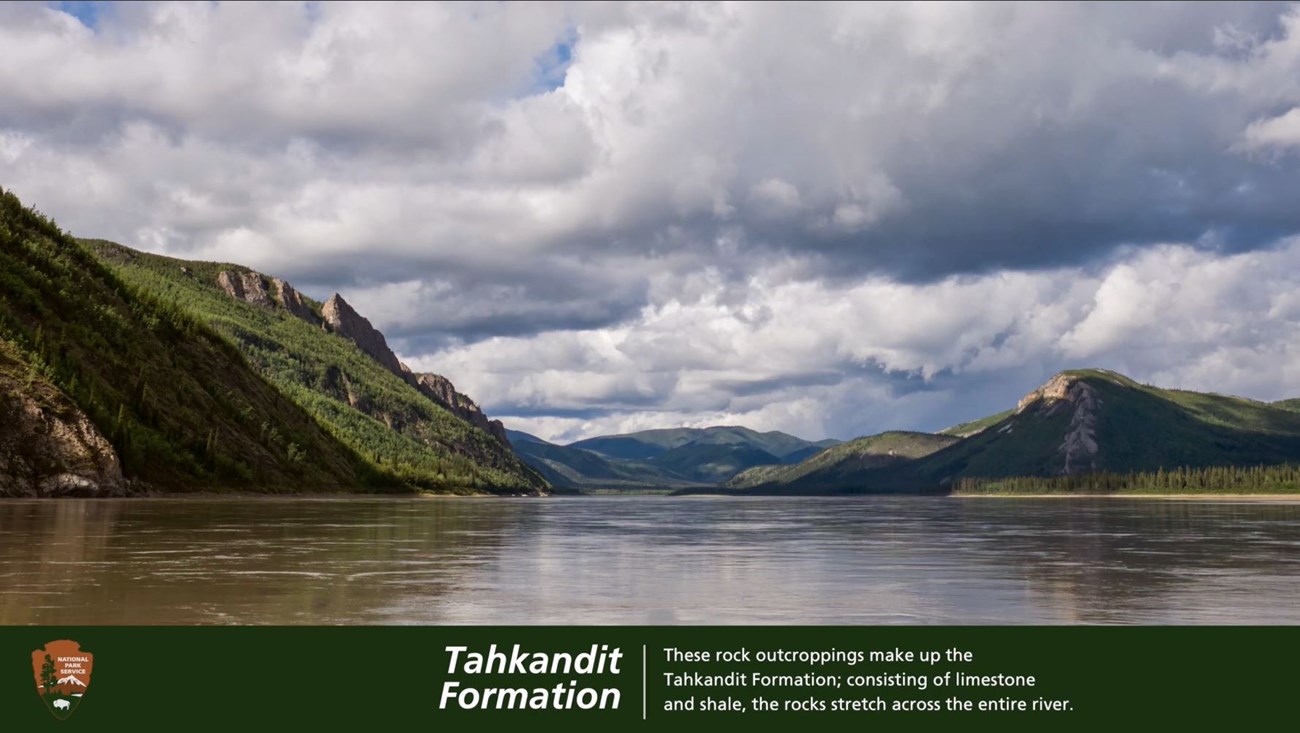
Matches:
[[509, 425, 838, 489], [939, 410, 1015, 438], [718, 369, 1300, 494], [569, 426, 837, 462], [85, 239, 545, 495], [726, 431, 958, 491], [1277, 399, 1300, 413], [0, 188, 369, 494], [505, 431, 701, 490]]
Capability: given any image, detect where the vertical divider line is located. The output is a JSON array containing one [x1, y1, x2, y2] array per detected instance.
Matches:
[[642, 644, 647, 721]]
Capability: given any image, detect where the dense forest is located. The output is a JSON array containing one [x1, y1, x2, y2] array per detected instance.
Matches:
[[954, 464, 1300, 495]]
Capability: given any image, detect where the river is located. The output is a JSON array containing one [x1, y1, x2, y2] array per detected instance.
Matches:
[[1, 496, 1298, 624]]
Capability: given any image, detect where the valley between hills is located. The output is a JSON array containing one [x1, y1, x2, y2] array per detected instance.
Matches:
[[3, 187, 1299, 498]]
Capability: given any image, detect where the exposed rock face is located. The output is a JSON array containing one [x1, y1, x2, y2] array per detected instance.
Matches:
[[321, 294, 407, 376], [217, 270, 273, 308], [238, 272, 273, 307], [415, 373, 511, 447], [218, 276, 515, 454], [218, 270, 323, 324], [0, 375, 124, 497], [1018, 373, 1103, 475], [273, 278, 319, 324], [216, 270, 245, 301]]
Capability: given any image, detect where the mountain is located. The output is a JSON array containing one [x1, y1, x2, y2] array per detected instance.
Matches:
[[1277, 399, 1300, 413], [721, 369, 1300, 494], [55, 675, 85, 687], [86, 239, 545, 495], [569, 426, 837, 463], [506, 432, 692, 490], [0, 186, 542, 495], [507, 425, 838, 489], [727, 431, 958, 490]]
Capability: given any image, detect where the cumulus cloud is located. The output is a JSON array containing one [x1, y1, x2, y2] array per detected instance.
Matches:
[[4, 1, 1300, 441]]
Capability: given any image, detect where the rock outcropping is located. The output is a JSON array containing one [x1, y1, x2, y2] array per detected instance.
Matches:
[[0, 367, 124, 497], [415, 373, 510, 447], [273, 277, 319, 324], [217, 270, 274, 308], [215, 273, 514, 451], [320, 294, 408, 377], [1018, 373, 1103, 475]]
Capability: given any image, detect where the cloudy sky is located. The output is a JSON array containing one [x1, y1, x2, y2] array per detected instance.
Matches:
[[4, 1, 1300, 443]]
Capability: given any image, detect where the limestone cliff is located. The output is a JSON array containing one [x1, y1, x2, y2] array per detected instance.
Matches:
[[320, 294, 407, 377], [215, 273, 516, 454], [415, 373, 511, 448], [1017, 373, 1103, 475], [272, 278, 319, 324]]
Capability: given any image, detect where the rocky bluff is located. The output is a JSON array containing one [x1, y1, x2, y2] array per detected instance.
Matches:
[[217, 270, 510, 449]]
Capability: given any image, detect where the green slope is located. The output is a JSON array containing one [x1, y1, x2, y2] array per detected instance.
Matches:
[[720, 369, 1300, 495], [1274, 398, 1300, 413], [85, 240, 544, 494], [726, 431, 958, 491], [505, 432, 700, 490], [0, 188, 368, 492], [916, 370, 1300, 480], [939, 409, 1014, 437]]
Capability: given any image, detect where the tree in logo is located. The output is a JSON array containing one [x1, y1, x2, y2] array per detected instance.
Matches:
[[39, 654, 57, 691], [31, 640, 94, 720]]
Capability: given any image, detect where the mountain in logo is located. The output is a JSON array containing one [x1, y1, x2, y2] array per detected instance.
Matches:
[[32, 640, 94, 720]]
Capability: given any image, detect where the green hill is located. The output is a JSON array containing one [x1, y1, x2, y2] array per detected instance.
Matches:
[[726, 431, 958, 491], [939, 409, 1014, 437], [1, 188, 369, 494], [1277, 399, 1300, 413], [84, 239, 545, 495], [716, 369, 1300, 494]]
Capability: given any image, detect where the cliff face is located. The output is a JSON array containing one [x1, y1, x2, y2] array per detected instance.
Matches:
[[320, 294, 408, 377], [217, 270, 274, 308], [415, 373, 510, 447], [1016, 373, 1103, 475], [273, 278, 319, 324], [0, 351, 123, 497], [312, 294, 511, 449]]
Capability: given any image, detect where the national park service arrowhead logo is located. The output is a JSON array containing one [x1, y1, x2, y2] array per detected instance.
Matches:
[[32, 640, 93, 720]]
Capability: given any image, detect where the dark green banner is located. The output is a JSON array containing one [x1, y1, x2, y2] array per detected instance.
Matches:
[[2, 627, 1294, 730]]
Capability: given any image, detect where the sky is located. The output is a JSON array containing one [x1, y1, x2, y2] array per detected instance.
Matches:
[[3, 1, 1300, 443]]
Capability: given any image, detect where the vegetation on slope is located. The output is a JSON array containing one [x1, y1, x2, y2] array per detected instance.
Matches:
[[955, 464, 1300, 495], [1, 188, 370, 491], [86, 240, 544, 494], [726, 431, 958, 491], [939, 409, 1014, 437], [719, 369, 1300, 495]]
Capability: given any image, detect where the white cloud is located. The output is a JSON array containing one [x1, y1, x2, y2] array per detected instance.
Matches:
[[407, 238, 1300, 442], [4, 2, 1300, 442], [1242, 107, 1300, 150]]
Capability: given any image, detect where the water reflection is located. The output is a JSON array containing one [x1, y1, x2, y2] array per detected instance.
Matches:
[[0, 497, 1297, 625]]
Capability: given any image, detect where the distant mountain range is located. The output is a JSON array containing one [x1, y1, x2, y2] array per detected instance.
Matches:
[[506, 426, 840, 489]]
